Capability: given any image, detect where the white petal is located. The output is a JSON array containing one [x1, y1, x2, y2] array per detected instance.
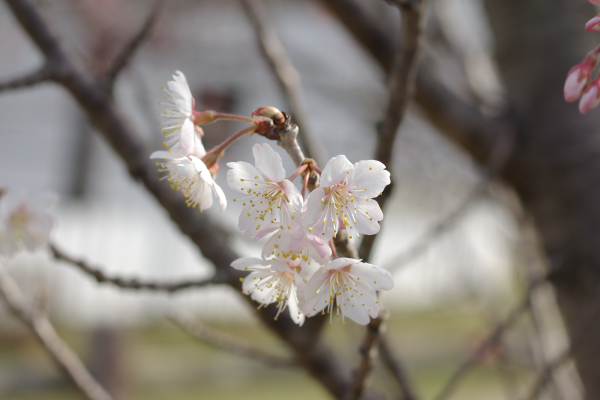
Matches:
[[227, 162, 262, 193], [168, 71, 193, 115], [348, 160, 390, 198], [253, 143, 286, 183], [352, 198, 383, 236], [231, 257, 270, 270], [340, 292, 371, 325], [213, 182, 227, 212], [320, 155, 353, 187], [350, 262, 394, 291], [178, 118, 196, 154], [287, 293, 305, 326], [324, 257, 361, 271]]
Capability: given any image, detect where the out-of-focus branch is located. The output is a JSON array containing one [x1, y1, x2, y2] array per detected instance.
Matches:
[[0, 65, 52, 92], [0, 266, 113, 400], [358, 0, 428, 262], [433, 275, 549, 400], [104, 0, 162, 90], [51, 245, 226, 293], [379, 337, 419, 400], [351, 315, 385, 400], [169, 312, 296, 367], [320, 0, 504, 165], [4, 0, 353, 397], [241, 0, 326, 166]]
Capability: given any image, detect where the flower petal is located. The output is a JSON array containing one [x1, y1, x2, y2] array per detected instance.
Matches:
[[252, 143, 286, 183], [320, 155, 353, 187], [348, 160, 390, 198]]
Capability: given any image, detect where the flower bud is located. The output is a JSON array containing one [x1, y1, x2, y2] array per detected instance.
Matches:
[[252, 106, 286, 126], [579, 77, 600, 113], [586, 14, 600, 32], [564, 48, 600, 102], [589, 0, 600, 5]]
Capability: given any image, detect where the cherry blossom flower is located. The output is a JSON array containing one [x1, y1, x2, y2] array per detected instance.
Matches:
[[159, 71, 205, 156], [300, 258, 394, 325], [586, 14, 600, 32], [151, 150, 226, 212], [232, 256, 306, 325], [227, 143, 303, 242], [0, 189, 56, 258], [304, 156, 390, 241]]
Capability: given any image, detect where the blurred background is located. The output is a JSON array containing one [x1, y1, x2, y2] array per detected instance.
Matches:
[[0, 0, 587, 399]]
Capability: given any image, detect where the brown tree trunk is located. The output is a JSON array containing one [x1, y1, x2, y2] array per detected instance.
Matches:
[[483, 0, 600, 397]]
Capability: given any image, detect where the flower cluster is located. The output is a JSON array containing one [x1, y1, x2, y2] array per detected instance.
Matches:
[[228, 144, 394, 326], [0, 189, 56, 259], [564, 1, 600, 113], [151, 71, 395, 326]]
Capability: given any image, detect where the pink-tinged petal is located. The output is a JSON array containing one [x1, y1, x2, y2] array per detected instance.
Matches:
[[320, 155, 353, 187], [307, 233, 331, 263], [579, 83, 600, 114], [231, 257, 270, 270], [350, 262, 394, 291], [226, 161, 262, 193], [252, 143, 286, 183], [348, 160, 391, 198], [213, 182, 227, 212], [589, 0, 600, 5], [586, 14, 600, 32], [281, 179, 303, 207], [168, 71, 193, 116], [324, 257, 361, 271], [564, 67, 587, 103], [178, 119, 196, 154]]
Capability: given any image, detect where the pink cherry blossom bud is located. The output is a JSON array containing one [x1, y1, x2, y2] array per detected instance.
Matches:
[[586, 14, 600, 32], [564, 48, 600, 102], [251, 106, 281, 118], [589, 0, 600, 5], [579, 77, 600, 113]]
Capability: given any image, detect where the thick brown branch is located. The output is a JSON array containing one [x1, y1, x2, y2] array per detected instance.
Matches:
[[0, 65, 52, 92], [0, 266, 113, 400], [104, 0, 162, 90], [169, 312, 296, 367], [51, 245, 225, 293], [241, 0, 326, 166], [358, 0, 428, 262]]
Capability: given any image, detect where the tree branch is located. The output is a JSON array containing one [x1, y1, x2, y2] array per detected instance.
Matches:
[[350, 314, 386, 400], [433, 275, 549, 400], [358, 0, 428, 262], [169, 312, 296, 367], [379, 337, 419, 400], [241, 0, 326, 166], [0, 265, 113, 400], [0, 65, 53, 92], [51, 244, 226, 293], [104, 0, 162, 91]]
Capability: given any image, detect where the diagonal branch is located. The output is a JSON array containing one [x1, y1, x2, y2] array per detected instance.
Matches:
[[51, 244, 226, 293], [169, 312, 296, 367], [104, 0, 163, 91], [0, 65, 53, 92], [241, 0, 326, 166], [0, 265, 113, 400], [379, 337, 419, 400], [351, 314, 386, 400], [358, 0, 428, 262]]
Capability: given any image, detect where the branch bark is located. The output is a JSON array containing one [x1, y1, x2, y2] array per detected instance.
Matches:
[[0, 266, 113, 400]]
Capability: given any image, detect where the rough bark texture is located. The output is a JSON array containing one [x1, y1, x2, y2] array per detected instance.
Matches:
[[483, 1, 600, 397]]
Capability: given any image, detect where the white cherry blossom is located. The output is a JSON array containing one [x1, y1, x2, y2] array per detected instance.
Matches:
[[300, 258, 394, 325], [151, 150, 226, 212], [0, 189, 57, 258], [159, 71, 205, 157], [304, 156, 390, 241], [227, 143, 303, 242], [232, 256, 307, 325]]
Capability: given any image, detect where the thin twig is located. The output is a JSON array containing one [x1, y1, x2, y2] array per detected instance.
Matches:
[[379, 337, 419, 400], [0, 65, 53, 92], [0, 265, 113, 400], [169, 312, 296, 368], [51, 244, 225, 293], [433, 276, 548, 400], [351, 315, 386, 400], [104, 0, 163, 90], [241, 0, 326, 166], [358, 0, 429, 262]]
